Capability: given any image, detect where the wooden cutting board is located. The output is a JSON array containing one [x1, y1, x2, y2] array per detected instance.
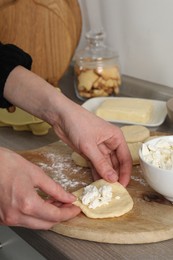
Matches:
[[0, 0, 82, 82], [19, 136, 173, 244], [65, 0, 82, 43]]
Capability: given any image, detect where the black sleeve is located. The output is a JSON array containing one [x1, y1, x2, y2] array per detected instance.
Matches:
[[0, 42, 32, 108]]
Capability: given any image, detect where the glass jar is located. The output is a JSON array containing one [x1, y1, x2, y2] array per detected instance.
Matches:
[[74, 29, 121, 100]]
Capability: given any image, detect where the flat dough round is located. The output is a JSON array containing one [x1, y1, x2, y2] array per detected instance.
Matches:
[[121, 125, 150, 143], [128, 142, 142, 165], [72, 179, 133, 219], [71, 152, 89, 168]]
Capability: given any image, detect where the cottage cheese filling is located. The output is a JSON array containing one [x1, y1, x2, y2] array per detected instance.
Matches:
[[80, 184, 112, 209], [142, 139, 173, 170]]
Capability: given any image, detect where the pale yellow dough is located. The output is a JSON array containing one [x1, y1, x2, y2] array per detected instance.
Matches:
[[71, 152, 90, 168], [121, 125, 150, 143], [73, 179, 133, 219], [128, 142, 142, 165]]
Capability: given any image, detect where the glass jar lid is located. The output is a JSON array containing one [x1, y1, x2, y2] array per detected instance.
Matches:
[[75, 29, 118, 63]]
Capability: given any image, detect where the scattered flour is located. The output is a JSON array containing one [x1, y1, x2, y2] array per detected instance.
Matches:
[[37, 152, 89, 191], [131, 175, 147, 186], [131, 165, 147, 186]]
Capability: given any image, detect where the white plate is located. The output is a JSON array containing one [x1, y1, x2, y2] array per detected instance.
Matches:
[[82, 97, 167, 127]]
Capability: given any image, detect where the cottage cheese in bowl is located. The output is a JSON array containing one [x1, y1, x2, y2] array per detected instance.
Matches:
[[141, 138, 173, 170], [139, 136, 173, 202]]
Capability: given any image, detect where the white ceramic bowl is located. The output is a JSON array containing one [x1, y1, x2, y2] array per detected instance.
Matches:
[[139, 136, 173, 202]]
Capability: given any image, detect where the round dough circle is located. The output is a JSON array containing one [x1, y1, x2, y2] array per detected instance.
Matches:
[[127, 142, 142, 165], [71, 152, 89, 168], [121, 125, 150, 143], [73, 179, 133, 219]]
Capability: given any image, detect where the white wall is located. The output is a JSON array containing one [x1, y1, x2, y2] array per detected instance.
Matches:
[[78, 0, 173, 88]]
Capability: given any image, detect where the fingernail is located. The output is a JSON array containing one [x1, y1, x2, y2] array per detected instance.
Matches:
[[107, 172, 118, 182]]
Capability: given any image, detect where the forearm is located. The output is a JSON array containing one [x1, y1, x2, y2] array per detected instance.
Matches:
[[0, 42, 32, 109], [3, 65, 76, 125], [4, 65, 132, 186]]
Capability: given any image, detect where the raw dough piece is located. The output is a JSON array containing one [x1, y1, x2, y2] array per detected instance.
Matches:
[[128, 142, 142, 165], [121, 125, 150, 143], [71, 152, 89, 168], [73, 179, 133, 219]]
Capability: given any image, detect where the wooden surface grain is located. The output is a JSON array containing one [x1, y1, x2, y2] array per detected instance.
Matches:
[[18, 140, 173, 245], [0, 0, 82, 82], [1, 124, 173, 259]]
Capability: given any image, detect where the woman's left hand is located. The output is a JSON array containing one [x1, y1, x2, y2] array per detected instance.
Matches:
[[53, 98, 132, 187]]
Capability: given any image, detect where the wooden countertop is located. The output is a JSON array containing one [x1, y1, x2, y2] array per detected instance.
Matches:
[[1, 68, 173, 260]]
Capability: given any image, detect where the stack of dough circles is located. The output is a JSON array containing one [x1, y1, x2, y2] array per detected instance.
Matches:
[[121, 125, 150, 165], [121, 125, 150, 143], [71, 151, 90, 168]]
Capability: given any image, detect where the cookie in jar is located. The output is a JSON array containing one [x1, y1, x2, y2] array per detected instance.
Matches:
[[74, 30, 121, 100]]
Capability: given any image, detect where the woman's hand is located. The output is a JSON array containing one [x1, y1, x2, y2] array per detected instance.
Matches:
[[52, 98, 132, 187], [4, 66, 132, 188], [0, 148, 80, 229]]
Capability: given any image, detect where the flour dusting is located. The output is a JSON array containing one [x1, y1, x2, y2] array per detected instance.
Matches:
[[37, 151, 90, 191], [131, 175, 147, 186], [131, 165, 148, 186]]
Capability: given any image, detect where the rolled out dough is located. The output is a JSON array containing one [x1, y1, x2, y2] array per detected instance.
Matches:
[[121, 125, 150, 143], [71, 151, 90, 167], [73, 179, 133, 219], [128, 142, 142, 165]]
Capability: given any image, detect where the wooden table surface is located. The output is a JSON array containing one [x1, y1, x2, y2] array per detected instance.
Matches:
[[1, 68, 173, 260]]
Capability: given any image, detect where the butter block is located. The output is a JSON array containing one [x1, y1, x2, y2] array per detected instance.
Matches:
[[95, 98, 153, 123]]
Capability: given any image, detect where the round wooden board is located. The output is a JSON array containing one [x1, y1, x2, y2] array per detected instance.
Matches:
[[65, 0, 82, 46], [20, 139, 173, 245], [0, 0, 82, 82], [52, 165, 173, 244]]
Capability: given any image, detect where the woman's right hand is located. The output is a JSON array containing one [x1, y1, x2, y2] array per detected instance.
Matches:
[[0, 147, 80, 229]]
